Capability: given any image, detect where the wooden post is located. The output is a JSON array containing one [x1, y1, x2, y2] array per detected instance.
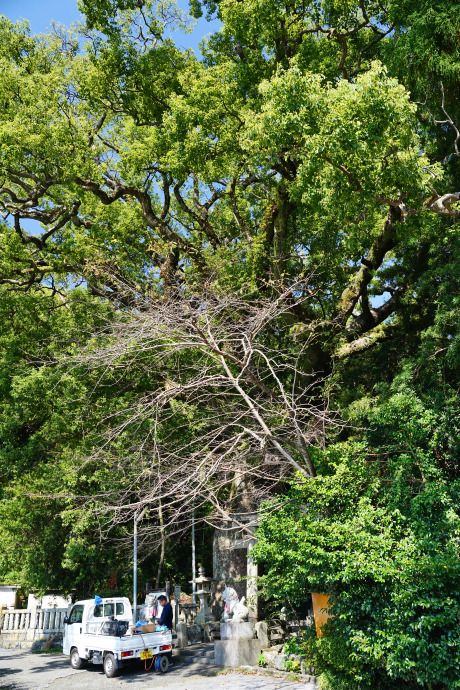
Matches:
[[311, 593, 332, 637]]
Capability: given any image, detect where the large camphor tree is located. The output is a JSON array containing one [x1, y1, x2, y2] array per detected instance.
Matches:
[[0, 1, 459, 685]]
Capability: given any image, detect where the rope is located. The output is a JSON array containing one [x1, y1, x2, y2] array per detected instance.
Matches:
[[137, 631, 156, 671]]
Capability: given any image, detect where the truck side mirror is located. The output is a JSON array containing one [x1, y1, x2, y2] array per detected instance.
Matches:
[[63, 616, 70, 624]]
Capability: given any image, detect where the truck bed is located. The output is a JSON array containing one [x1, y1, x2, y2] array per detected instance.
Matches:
[[81, 629, 172, 658]]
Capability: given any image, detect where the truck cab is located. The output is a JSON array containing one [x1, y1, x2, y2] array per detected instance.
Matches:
[[63, 597, 131, 656]]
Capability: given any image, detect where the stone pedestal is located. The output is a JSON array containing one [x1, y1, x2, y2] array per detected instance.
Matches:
[[187, 623, 202, 644], [214, 639, 261, 667], [203, 621, 221, 642], [214, 620, 260, 667], [220, 620, 254, 640]]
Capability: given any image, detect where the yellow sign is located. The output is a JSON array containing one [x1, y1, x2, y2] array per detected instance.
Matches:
[[140, 650, 153, 660]]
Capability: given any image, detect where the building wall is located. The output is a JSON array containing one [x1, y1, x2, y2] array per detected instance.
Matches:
[[27, 592, 72, 609], [0, 586, 20, 610]]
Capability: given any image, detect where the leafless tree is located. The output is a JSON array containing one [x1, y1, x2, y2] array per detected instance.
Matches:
[[64, 278, 344, 554]]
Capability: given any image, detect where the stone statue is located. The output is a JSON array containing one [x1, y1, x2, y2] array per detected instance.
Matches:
[[221, 584, 249, 622], [222, 584, 239, 620], [231, 596, 249, 622]]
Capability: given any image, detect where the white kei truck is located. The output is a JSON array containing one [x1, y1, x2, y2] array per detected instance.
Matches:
[[63, 597, 172, 678]]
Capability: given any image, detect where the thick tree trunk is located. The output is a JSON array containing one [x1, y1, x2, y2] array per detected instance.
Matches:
[[273, 183, 294, 280]]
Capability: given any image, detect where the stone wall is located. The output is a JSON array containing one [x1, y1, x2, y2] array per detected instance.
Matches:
[[0, 629, 63, 650]]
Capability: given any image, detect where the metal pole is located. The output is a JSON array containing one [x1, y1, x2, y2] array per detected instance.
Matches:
[[192, 510, 196, 604], [133, 511, 138, 621]]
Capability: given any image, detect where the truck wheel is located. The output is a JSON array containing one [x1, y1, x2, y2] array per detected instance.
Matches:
[[103, 653, 119, 678], [155, 655, 169, 673], [70, 648, 84, 670]]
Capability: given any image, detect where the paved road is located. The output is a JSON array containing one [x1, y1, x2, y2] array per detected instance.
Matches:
[[0, 650, 314, 690]]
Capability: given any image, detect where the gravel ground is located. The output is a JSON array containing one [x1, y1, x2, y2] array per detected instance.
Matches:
[[0, 649, 315, 690]]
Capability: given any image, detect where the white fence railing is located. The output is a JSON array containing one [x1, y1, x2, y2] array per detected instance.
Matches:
[[1, 603, 200, 638], [1, 608, 68, 634]]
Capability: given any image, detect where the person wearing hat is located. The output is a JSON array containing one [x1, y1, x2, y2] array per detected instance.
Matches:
[[157, 595, 173, 630]]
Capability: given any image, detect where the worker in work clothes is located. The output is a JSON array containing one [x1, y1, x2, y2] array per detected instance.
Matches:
[[157, 595, 173, 630], [157, 595, 173, 665]]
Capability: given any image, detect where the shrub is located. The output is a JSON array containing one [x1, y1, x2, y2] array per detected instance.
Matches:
[[252, 393, 460, 689], [284, 658, 301, 673], [257, 652, 267, 667]]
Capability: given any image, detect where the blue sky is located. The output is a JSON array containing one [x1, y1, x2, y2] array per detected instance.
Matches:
[[0, 0, 220, 53], [1, 0, 83, 32]]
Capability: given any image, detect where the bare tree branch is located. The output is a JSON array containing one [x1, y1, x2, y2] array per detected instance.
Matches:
[[57, 280, 343, 547]]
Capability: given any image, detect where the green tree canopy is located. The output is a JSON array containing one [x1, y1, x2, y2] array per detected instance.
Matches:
[[0, 6, 458, 682]]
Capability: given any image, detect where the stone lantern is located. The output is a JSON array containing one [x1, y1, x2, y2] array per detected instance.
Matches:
[[190, 566, 214, 624]]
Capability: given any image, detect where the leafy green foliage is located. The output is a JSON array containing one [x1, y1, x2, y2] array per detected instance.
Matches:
[[284, 657, 301, 673], [253, 391, 460, 688]]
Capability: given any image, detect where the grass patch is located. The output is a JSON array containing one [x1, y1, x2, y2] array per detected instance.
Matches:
[[33, 647, 63, 654], [286, 671, 300, 681]]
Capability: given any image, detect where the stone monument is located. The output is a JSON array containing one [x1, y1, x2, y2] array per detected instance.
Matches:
[[212, 512, 259, 622], [214, 584, 261, 667]]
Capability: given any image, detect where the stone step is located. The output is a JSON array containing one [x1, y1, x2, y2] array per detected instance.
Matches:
[[173, 659, 221, 672], [173, 642, 215, 661], [171, 646, 218, 668], [179, 649, 215, 659], [194, 655, 216, 665]]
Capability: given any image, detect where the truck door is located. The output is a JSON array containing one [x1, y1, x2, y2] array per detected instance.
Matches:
[[63, 603, 84, 655]]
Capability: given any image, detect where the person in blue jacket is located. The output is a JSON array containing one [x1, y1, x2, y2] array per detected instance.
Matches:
[[157, 595, 173, 630]]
